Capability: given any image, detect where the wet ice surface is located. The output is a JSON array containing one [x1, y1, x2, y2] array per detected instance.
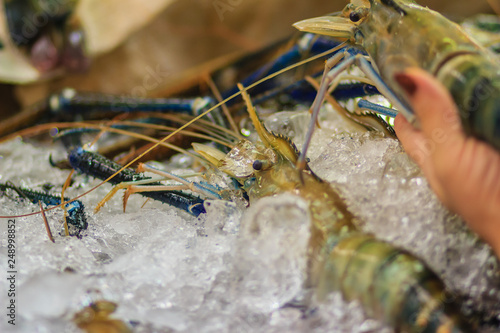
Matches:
[[0, 108, 499, 333]]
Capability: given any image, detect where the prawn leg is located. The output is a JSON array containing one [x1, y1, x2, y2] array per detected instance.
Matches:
[[47, 90, 226, 128], [297, 49, 413, 170], [135, 164, 222, 200], [68, 147, 206, 216], [356, 100, 398, 118], [95, 163, 222, 213]]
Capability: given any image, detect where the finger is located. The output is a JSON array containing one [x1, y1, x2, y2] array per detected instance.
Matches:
[[394, 113, 447, 203], [394, 68, 463, 144], [394, 114, 425, 166]]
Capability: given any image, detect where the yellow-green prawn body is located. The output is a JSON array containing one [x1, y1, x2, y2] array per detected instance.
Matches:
[[294, 0, 500, 151], [194, 91, 471, 333]]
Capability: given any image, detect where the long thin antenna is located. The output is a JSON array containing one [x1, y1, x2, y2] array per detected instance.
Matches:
[[0, 43, 345, 220], [39, 201, 55, 243]]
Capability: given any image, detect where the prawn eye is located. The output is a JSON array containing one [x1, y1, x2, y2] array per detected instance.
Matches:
[[349, 11, 362, 22], [253, 160, 263, 171]]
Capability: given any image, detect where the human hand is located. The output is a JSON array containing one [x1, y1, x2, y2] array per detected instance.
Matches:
[[393, 68, 500, 257]]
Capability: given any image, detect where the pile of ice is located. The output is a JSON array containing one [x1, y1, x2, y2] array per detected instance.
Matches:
[[0, 106, 499, 333]]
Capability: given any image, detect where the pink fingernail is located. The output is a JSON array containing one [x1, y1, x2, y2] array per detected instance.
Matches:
[[394, 73, 417, 97]]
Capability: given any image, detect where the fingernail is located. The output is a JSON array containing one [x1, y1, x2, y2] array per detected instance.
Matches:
[[394, 73, 417, 97]]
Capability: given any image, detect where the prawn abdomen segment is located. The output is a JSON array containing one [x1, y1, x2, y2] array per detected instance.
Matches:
[[437, 54, 500, 149], [319, 234, 465, 332], [358, 1, 483, 86]]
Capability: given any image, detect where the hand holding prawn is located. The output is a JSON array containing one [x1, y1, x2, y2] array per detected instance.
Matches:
[[294, 0, 500, 169], [394, 68, 500, 257]]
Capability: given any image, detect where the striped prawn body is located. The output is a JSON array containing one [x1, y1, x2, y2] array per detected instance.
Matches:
[[194, 88, 471, 333], [319, 234, 463, 332], [294, 0, 500, 151]]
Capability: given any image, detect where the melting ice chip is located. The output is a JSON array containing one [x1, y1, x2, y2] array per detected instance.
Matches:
[[18, 272, 83, 320]]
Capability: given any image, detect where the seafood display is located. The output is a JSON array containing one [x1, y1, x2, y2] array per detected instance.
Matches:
[[0, 1, 499, 332]]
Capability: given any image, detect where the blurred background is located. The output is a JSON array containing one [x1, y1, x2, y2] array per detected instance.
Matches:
[[0, 0, 496, 123]]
